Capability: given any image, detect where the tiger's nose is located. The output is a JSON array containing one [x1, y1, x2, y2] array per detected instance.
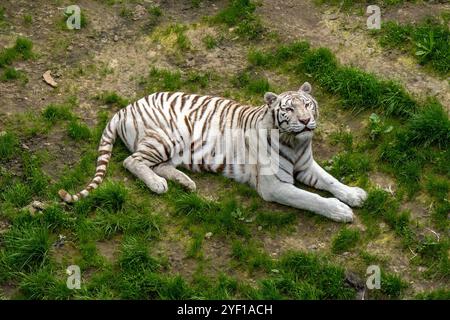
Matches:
[[299, 118, 310, 125]]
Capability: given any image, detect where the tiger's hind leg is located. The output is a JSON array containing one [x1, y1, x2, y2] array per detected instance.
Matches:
[[123, 155, 168, 194], [153, 163, 196, 192]]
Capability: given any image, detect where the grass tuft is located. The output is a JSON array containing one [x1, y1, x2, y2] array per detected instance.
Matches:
[[0, 37, 33, 68], [91, 181, 128, 212], [1, 225, 50, 273], [0, 132, 19, 161], [67, 120, 91, 141], [375, 18, 449, 75], [97, 91, 129, 108], [331, 228, 360, 253], [212, 0, 264, 40]]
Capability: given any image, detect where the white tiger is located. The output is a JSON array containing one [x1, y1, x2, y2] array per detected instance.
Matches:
[[59, 82, 367, 222]]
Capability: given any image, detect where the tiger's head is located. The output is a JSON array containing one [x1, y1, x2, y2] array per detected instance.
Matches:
[[264, 82, 318, 139]]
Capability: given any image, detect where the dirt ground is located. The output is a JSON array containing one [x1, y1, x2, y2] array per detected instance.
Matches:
[[0, 0, 449, 299]]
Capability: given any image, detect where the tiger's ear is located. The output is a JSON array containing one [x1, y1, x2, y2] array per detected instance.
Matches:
[[264, 92, 278, 106], [299, 82, 312, 94]]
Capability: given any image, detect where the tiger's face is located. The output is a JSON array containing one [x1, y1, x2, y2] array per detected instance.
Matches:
[[264, 82, 318, 138]]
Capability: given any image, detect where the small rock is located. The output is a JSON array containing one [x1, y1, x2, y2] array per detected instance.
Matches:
[[205, 232, 213, 239], [345, 271, 365, 290], [114, 34, 119, 42], [53, 234, 66, 248], [309, 244, 318, 250], [257, 225, 262, 231], [328, 13, 339, 20], [22, 143, 30, 150], [133, 4, 147, 20]]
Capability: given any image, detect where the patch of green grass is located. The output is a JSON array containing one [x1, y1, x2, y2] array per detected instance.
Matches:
[[19, 268, 73, 300], [142, 67, 182, 92], [96, 91, 129, 108], [211, 0, 264, 40], [52, 149, 97, 195], [148, 5, 162, 17], [231, 240, 273, 272], [425, 175, 449, 201], [378, 101, 449, 197], [191, 273, 239, 299], [380, 272, 408, 299], [67, 120, 92, 141], [41, 205, 73, 232], [2, 182, 33, 208], [431, 200, 449, 231], [0, 67, 27, 82], [94, 208, 161, 240], [0, 37, 33, 68], [1, 225, 51, 273], [42, 104, 74, 124], [161, 24, 190, 50], [255, 211, 297, 230], [301, 49, 417, 117], [331, 228, 361, 253], [185, 71, 213, 90], [119, 236, 160, 272], [202, 35, 218, 49], [232, 71, 272, 97], [186, 232, 203, 259], [405, 100, 450, 149], [326, 151, 371, 184], [361, 189, 414, 241], [0, 132, 19, 161], [330, 129, 354, 149], [141, 67, 215, 93], [173, 193, 250, 237], [248, 41, 310, 68], [90, 181, 128, 212], [375, 18, 449, 75], [249, 43, 417, 117], [142, 5, 162, 32], [0, 6, 5, 26], [22, 152, 50, 196], [416, 288, 450, 300], [119, 7, 132, 19], [275, 251, 356, 299], [23, 14, 32, 25], [367, 113, 393, 141]]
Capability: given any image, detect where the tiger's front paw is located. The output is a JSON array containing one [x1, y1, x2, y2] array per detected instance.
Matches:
[[322, 198, 354, 223], [340, 187, 368, 208]]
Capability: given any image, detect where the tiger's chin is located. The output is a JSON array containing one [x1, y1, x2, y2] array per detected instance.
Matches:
[[294, 129, 314, 140]]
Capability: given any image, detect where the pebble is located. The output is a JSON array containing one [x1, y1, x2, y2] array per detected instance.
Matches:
[[257, 225, 262, 231], [205, 232, 213, 239], [114, 34, 119, 42]]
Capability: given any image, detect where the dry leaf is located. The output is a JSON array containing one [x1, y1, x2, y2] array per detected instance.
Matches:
[[43, 70, 58, 88]]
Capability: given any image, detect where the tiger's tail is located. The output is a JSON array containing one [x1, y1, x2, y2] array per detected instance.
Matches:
[[58, 113, 120, 203]]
